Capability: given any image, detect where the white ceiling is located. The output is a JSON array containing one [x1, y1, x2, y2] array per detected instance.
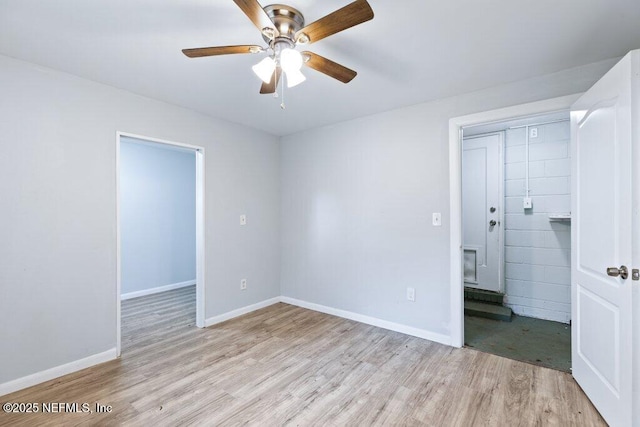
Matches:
[[1, 0, 639, 136]]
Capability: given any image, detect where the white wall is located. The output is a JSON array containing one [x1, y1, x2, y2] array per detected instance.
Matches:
[[280, 58, 616, 342], [120, 138, 195, 295], [503, 121, 572, 322], [0, 54, 280, 386]]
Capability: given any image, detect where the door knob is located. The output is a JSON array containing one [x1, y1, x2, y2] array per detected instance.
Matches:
[[489, 220, 497, 227], [607, 265, 628, 280]]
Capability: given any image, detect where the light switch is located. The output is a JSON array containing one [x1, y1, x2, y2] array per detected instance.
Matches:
[[432, 213, 442, 226], [240, 214, 247, 226]]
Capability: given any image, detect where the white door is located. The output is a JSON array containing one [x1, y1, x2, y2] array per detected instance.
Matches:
[[571, 51, 637, 426], [462, 133, 502, 293]]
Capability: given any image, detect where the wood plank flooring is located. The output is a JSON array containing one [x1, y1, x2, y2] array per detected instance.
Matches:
[[0, 286, 605, 426]]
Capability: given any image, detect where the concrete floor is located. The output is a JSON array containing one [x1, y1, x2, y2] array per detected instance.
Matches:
[[464, 314, 571, 372]]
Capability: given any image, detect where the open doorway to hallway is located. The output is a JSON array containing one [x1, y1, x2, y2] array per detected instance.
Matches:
[[116, 133, 206, 356]]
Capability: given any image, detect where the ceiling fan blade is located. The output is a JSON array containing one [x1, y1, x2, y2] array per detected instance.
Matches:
[[295, 0, 373, 44], [302, 51, 357, 83], [182, 45, 262, 58], [260, 67, 282, 94], [233, 0, 279, 37]]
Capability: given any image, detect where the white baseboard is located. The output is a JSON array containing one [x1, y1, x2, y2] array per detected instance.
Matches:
[[280, 297, 452, 346], [121, 280, 195, 300], [204, 297, 281, 327], [0, 348, 117, 397]]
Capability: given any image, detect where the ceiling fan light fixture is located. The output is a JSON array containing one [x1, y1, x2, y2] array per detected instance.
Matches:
[[183, 0, 375, 102], [280, 48, 303, 74], [285, 69, 306, 88], [252, 56, 276, 83]]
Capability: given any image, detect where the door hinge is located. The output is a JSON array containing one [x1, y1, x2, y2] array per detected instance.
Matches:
[[632, 269, 639, 281]]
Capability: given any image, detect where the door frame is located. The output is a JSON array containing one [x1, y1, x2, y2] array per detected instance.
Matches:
[[448, 94, 580, 348], [116, 131, 206, 357], [462, 131, 505, 293]]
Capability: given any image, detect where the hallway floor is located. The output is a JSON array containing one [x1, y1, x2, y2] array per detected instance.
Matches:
[[464, 314, 571, 372]]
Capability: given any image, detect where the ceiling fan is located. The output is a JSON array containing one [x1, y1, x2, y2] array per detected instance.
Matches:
[[182, 0, 374, 98]]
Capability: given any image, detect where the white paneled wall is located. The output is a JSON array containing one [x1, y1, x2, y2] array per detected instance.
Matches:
[[503, 121, 571, 323]]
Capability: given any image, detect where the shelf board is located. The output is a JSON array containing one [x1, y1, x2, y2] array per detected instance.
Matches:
[[548, 213, 571, 221]]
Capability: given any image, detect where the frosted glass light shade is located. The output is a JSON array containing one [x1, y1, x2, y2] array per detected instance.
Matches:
[[286, 69, 306, 88], [252, 57, 276, 83], [280, 48, 303, 74]]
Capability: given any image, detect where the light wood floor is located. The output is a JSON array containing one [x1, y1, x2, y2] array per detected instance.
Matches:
[[1, 286, 605, 426]]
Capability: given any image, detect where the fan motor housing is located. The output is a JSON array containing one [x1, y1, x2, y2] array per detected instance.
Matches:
[[263, 4, 305, 43]]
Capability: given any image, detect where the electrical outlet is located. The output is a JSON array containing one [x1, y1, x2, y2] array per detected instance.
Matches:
[[240, 214, 247, 226], [432, 213, 442, 226], [406, 287, 415, 302], [523, 197, 533, 209], [530, 127, 538, 138], [240, 279, 247, 290]]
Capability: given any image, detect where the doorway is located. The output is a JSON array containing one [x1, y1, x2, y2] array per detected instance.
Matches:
[[461, 113, 572, 372], [116, 132, 206, 357], [448, 96, 579, 344]]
